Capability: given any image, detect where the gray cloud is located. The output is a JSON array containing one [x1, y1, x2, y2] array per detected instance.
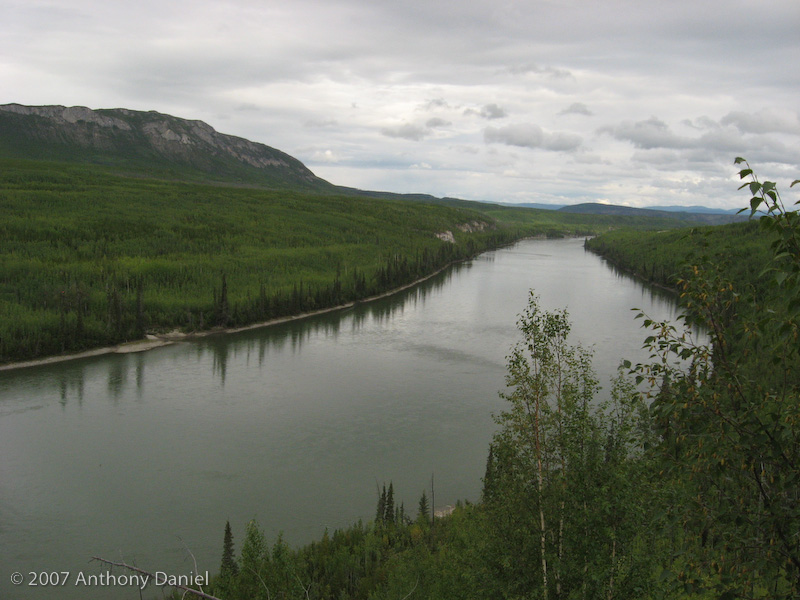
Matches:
[[560, 103, 593, 116], [381, 117, 452, 141], [485, 124, 582, 152], [508, 63, 573, 79], [422, 98, 450, 110], [425, 117, 451, 128], [480, 104, 507, 119], [603, 114, 800, 171], [464, 103, 509, 119], [381, 123, 429, 141], [600, 117, 687, 149], [720, 109, 800, 136], [3, 0, 799, 207]]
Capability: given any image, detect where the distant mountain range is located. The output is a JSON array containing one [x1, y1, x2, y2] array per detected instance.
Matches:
[[514, 202, 740, 214], [510, 202, 745, 224], [0, 104, 747, 225], [557, 203, 746, 225]]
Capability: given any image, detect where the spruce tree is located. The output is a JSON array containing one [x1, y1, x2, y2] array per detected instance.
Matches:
[[217, 273, 230, 327], [376, 485, 386, 524], [417, 490, 430, 525], [384, 482, 395, 525], [220, 520, 238, 577], [216, 520, 238, 598]]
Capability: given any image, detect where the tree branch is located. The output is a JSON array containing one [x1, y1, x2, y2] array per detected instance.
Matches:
[[90, 556, 223, 600]]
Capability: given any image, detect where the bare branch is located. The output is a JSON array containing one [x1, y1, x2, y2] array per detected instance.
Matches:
[[180, 537, 207, 597], [400, 576, 419, 600], [90, 556, 223, 600]]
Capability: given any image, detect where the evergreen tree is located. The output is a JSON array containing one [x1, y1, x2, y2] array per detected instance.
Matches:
[[134, 277, 145, 337], [216, 520, 238, 597], [376, 484, 386, 524], [384, 482, 395, 525], [416, 490, 430, 526], [220, 520, 238, 577], [216, 273, 230, 327]]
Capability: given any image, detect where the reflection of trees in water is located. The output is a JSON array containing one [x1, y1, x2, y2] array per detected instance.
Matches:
[[200, 261, 466, 383], [357, 266, 457, 328], [107, 358, 127, 402], [211, 340, 229, 387], [600, 257, 678, 307], [57, 369, 85, 407], [135, 353, 145, 400]]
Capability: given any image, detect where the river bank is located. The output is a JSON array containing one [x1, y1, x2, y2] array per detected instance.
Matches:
[[0, 233, 567, 373], [0, 256, 465, 372]]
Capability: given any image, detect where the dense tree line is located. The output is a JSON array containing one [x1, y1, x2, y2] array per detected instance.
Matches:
[[177, 162, 798, 600]]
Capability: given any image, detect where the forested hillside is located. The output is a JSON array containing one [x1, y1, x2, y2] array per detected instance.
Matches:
[[584, 219, 770, 292], [0, 159, 531, 363]]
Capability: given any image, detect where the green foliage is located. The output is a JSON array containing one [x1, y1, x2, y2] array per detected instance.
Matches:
[[628, 161, 800, 597], [416, 491, 430, 526], [215, 520, 239, 598], [0, 158, 533, 363], [483, 294, 663, 599], [203, 157, 800, 599], [585, 220, 769, 292], [213, 495, 476, 600]]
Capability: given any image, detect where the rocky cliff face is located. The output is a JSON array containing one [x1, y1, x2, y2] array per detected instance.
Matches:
[[0, 104, 329, 189]]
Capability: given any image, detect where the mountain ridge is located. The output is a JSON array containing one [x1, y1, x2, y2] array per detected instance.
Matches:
[[558, 202, 746, 225], [0, 103, 331, 190]]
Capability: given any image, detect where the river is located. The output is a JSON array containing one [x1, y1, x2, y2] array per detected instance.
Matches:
[[0, 237, 681, 599]]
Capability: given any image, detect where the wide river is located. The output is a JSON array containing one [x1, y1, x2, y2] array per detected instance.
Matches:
[[0, 237, 681, 599]]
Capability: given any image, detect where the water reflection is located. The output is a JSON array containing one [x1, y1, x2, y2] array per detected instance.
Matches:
[[107, 358, 127, 400], [135, 353, 145, 399], [190, 264, 464, 384]]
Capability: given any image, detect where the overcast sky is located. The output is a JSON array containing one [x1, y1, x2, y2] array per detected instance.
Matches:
[[3, 0, 800, 208]]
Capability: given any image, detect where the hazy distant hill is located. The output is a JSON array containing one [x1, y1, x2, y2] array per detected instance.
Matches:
[[648, 204, 741, 215], [509, 202, 740, 215], [558, 202, 746, 225], [0, 103, 332, 190]]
